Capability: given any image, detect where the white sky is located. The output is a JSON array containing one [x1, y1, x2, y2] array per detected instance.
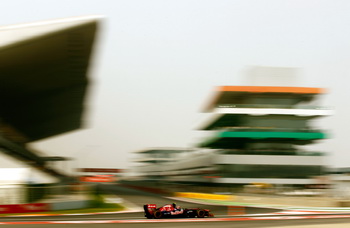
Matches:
[[2, 0, 350, 171]]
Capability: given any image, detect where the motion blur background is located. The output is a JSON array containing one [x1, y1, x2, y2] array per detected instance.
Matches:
[[1, 0, 349, 177]]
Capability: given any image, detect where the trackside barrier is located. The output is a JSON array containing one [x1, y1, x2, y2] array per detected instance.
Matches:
[[227, 205, 245, 215], [174, 192, 234, 201], [0, 203, 49, 214]]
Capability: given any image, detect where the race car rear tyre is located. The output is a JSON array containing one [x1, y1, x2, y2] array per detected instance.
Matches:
[[154, 210, 162, 219], [197, 210, 205, 218]]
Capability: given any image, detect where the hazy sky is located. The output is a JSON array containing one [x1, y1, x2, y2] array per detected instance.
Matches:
[[2, 0, 350, 171]]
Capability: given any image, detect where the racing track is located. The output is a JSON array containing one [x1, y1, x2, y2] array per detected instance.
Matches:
[[2, 184, 350, 227]]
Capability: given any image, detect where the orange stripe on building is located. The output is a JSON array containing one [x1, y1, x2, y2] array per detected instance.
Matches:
[[218, 86, 325, 94]]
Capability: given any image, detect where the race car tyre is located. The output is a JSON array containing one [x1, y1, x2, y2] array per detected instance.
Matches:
[[197, 210, 205, 218], [154, 210, 162, 219]]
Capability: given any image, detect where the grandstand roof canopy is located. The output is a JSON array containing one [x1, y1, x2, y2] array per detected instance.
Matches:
[[0, 16, 101, 142], [203, 86, 326, 112]]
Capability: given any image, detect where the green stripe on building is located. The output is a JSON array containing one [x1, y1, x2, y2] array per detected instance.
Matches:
[[219, 131, 326, 140]]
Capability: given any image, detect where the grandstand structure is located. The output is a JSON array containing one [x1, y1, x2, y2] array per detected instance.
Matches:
[[0, 16, 101, 181]]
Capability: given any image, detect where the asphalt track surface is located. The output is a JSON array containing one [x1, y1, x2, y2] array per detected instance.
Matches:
[[1, 183, 350, 227]]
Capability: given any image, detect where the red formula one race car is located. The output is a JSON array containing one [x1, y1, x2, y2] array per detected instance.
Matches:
[[143, 203, 214, 219]]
